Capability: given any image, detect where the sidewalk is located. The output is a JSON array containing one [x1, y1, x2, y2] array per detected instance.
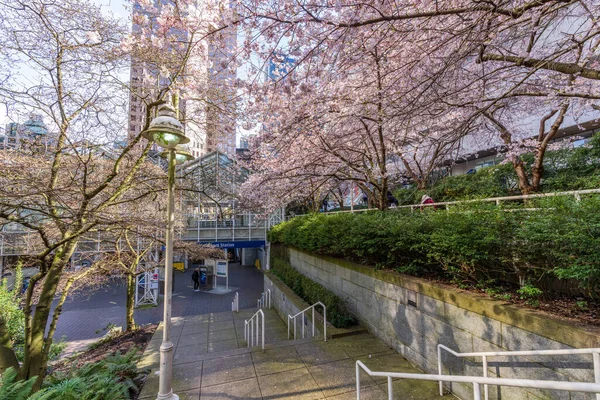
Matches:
[[139, 309, 454, 399], [53, 264, 264, 355]]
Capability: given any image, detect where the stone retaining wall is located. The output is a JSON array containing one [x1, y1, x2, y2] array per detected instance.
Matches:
[[277, 246, 600, 400], [264, 272, 326, 340]]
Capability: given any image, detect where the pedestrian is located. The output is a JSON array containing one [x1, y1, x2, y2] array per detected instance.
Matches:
[[192, 268, 200, 292], [420, 194, 435, 210]]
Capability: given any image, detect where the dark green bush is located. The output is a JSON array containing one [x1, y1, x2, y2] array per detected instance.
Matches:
[[270, 196, 600, 297], [270, 256, 356, 328]]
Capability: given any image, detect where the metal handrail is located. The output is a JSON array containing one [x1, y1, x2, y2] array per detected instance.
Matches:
[[287, 301, 326, 342], [257, 289, 271, 309], [356, 360, 600, 400], [288, 188, 600, 220], [231, 292, 239, 312], [244, 309, 264, 350], [438, 344, 600, 400]]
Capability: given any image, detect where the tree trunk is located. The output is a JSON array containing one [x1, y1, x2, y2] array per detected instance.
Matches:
[[125, 273, 136, 332], [20, 244, 75, 391], [511, 159, 533, 195], [0, 315, 19, 373]]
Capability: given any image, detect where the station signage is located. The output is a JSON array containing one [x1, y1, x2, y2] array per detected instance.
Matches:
[[198, 240, 266, 249]]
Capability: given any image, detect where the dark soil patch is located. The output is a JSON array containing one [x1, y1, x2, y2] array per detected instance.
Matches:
[[52, 323, 157, 373], [423, 275, 600, 327]]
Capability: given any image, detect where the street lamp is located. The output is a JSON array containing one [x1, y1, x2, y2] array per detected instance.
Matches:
[[142, 100, 193, 400]]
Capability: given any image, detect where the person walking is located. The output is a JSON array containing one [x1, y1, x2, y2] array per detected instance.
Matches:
[[192, 268, 200, 292], [420, 194, 435, 210]]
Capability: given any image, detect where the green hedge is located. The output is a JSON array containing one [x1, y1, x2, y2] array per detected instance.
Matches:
[[270, 256, 357, 328], [395, 133, 600, 204], [270, 196, 600, 297]]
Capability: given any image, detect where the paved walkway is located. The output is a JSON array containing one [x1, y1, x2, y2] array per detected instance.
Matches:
[[53, 264, 264, 355], [139, 309, 454, 399]]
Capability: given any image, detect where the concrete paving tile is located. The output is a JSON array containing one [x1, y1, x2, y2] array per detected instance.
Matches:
[[207, 328, 238, 343], [182, 324, 210, 335], [325, 385, 388, 400], [200, 377, 262, 399], [207, 338, 241, 353], [175, 344, 208, 360], [252, 347, 306, 376], [178, 333, 209, 347], [177, 387, 201, 400], [308, 359, 377, 397], [381, 376, 441, 399], [209, 312, 234, 322], [173, 361, 203, 391], [333, 334, 393, 358], [201, 353, 256, 387], [354, 352, 418, 383], [208, 320, 235, 332], [258, 367, 324, 400], [295, 341, 351, 366]]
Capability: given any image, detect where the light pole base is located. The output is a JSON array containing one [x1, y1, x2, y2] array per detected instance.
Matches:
[[157, 393, 179, 400]]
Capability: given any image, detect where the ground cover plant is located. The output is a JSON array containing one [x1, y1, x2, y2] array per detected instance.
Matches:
[[270, 196, 600, 300], [0, 325, 155, 400], [270, 256, 357, 328]]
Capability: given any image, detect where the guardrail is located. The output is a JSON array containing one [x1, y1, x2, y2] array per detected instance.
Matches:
[[356, 360, 600, 400], [231, 292, 239, 312], [257, 289, 271, 309], [244, 309, 264, 350], [287, 188, 600, 220], [438, 344, 600, 400], [287, 301, 326, 341]]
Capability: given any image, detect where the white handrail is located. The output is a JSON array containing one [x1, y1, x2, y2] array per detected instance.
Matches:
[[231, 292, 239, 312], [287, 301, 326, 342], [356, 360, 600, 400], [244, 309, 264, 350], [257, 289, 271, 309], [437, 344, 600, 400], [288, 188, 600, 219]]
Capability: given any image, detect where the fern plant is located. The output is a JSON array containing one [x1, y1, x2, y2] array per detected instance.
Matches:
[[0, 367, 35, 400]]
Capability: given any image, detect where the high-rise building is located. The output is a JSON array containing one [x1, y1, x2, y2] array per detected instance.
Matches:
[[128, 0, 237, 159]]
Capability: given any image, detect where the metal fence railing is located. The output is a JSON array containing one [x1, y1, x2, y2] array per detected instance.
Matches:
[[287, 301, 326, 341], [244, 308, 264, 350], [231, 292, 239, 313], [437, 344, 600, 400], [286, 188, 600, 221], [356, 360, 600, 400], [257, 289, 271, 309]]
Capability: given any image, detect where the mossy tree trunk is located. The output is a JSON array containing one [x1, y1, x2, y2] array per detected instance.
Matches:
[[125, 273, 136, 332]]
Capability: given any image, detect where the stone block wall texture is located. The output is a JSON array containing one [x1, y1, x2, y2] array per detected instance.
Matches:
[[276, 246, 600, 400]]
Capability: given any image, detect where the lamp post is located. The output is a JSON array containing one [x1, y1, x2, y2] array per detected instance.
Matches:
[[142, 100, 192, 400]]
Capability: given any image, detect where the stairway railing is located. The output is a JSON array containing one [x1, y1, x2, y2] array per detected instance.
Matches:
[[356, 360, 600, 400], [244, 309, 264, 350], [438, 344, 600, 400], [231, 292, 239, 312], [287, 301, 326, 341], [257, 289, 271, 309]]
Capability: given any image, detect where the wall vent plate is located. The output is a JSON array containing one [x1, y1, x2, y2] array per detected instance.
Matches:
[[407, 290, 417, 308]]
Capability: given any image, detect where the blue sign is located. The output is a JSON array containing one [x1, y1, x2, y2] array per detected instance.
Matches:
[[198, 240, 266, 249]]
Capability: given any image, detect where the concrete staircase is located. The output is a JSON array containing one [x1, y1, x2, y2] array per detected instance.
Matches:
[[138, 308, 454, 399]]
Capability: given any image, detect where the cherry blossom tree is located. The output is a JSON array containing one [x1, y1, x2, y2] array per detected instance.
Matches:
[[0, 0, 234, 387]]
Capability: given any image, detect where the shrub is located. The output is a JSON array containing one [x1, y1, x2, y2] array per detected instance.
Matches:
[[270, 196, 600, 298], [270, 256, 356, 328]]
